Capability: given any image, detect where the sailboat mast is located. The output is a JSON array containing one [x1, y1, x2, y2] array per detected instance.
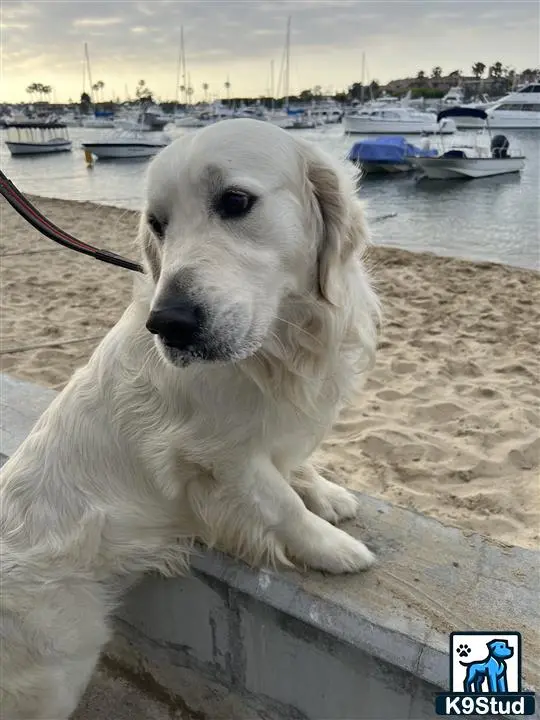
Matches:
[[284, 15, 291, 109], [270, 59, 275, 112], [361, 51, 365, 104], [82, 49, 86, 94], [84, 43, 94, 103], [174, 31, 182, 109], [181, 26, 187, 105]]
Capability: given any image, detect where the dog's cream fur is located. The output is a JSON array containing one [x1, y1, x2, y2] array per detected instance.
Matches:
[[0, 119, 380, 719]]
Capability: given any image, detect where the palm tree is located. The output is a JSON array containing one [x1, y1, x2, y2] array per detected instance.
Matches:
[[224, 78, 231, 103], [489, 62, 504, 79], [187, 85, 194, 104], [202, 82, 209, 102], [42, 85, 52, 103], [415, 70, 427, 88], [521, 68, 539, 83], [431, 66, 443, 79], [80, 92, 91, 114], [26, 83, 37, 101], [92, 81, 104, 103], [33, 83, 44, 101], [472, 62, 486, 79], [179, 84, 186, 104], [135, 79, 153, 106], [506, 68, 517, 89]]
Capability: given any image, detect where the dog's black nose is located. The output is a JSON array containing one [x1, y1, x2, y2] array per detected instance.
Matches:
[[146, 298, 203, 349]]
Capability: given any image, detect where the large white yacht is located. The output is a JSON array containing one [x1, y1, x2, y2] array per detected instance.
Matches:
[[484, 83, 540, 129], [343, 105, 456, 135]]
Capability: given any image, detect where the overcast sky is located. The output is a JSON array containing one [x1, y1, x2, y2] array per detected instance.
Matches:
[[1, 0, 538, 103]]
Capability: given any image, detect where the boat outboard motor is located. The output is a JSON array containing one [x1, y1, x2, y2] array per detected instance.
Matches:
[[491, 134, 510, 159]]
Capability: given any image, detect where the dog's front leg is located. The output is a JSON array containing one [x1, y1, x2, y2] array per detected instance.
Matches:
[[291, 463, 360, 525], [188, 455, 374, 573]]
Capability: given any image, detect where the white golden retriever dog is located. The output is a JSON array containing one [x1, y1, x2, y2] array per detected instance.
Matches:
[[0, 119, 380, 718]]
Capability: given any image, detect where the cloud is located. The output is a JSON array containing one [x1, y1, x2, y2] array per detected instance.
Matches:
[[0, 22, 30, 29], [1, 1, 40, 19], [73, 17, 123, 27], [1, 0, 538, 103]]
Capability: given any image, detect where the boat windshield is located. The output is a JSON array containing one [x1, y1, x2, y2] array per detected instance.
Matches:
[[517, 84, 540, 93]]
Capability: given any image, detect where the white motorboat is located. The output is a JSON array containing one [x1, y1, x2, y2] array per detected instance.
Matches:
[[82, 130, 170, 160], [116, 107, 172, 132], [5, 123, 72, 155], [82, 114, 116, 129], [175, 103, 233, 128], [232, 104, 269, 121], [271, 108, 321, 130], [413, 107, 525, 179], [440, 86, 466, 107], [485, 82, 540, 129], [310, 99, 344, 124], [343, 106, 456, 135], [455, 82, 540, 129]]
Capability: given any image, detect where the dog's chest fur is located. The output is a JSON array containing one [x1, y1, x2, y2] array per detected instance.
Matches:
[[173, 350, 348, 476], [99, 301, 360, 483]]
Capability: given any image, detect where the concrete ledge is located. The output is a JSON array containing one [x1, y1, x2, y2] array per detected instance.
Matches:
[[1, 373, 539, 719]]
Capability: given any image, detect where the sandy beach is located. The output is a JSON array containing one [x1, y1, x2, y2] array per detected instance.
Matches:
[[1, 195, 539, 550]]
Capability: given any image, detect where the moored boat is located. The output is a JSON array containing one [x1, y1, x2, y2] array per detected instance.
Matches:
[[349, 135, 438, 174], [5, 123, 72, 156], [82, 130, 170, 160], [413, 108, 526, 179]]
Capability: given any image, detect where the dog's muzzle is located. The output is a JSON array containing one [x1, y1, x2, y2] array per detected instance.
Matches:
[[146, 296, 204, 351]]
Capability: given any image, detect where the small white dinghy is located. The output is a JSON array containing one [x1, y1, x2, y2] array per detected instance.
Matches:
[[82, 129, 170, 161], [5, 122, 72, 156], [413, 107, 525, 180]]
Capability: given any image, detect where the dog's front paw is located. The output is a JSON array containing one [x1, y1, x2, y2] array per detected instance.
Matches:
[[287, 514, 375, 574], [301, 476, 360, 525]]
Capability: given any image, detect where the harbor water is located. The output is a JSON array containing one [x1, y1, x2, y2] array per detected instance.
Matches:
[[1, 124, 538, 270]]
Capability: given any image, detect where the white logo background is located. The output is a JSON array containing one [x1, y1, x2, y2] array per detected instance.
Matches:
[[451, 632, 520, 693]]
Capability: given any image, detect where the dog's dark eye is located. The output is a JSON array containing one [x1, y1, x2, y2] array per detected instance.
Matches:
[[216, 190, 256, 219], [148, 213, 167, 238]]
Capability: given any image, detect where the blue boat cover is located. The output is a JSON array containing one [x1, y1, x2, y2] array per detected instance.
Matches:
[[348, 136, 436, 163]]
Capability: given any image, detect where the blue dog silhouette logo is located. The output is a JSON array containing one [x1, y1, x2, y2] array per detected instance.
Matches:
[[450, 632, 519, 694], [435, 631, 536, 715], [458, 638, 513, 693]]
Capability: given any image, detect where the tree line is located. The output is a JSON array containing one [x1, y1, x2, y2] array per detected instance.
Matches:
[[413, 62, 538, 84], [26, 62, 538, 111]]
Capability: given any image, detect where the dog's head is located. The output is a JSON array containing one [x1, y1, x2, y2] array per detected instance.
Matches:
[[487, 640, 513, 660], [140, 118, 368, 367]]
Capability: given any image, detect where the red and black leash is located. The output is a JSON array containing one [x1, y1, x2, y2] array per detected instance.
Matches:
[[0, 170, 144, 274]]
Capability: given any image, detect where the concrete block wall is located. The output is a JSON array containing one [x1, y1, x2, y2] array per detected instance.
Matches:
[[1, 373, 538, 719]]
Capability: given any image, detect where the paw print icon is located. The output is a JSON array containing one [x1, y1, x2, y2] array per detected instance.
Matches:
[[456, 644, 471, 658]]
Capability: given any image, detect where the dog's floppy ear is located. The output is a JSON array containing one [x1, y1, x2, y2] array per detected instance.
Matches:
[[302, 144, 368, 305]]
